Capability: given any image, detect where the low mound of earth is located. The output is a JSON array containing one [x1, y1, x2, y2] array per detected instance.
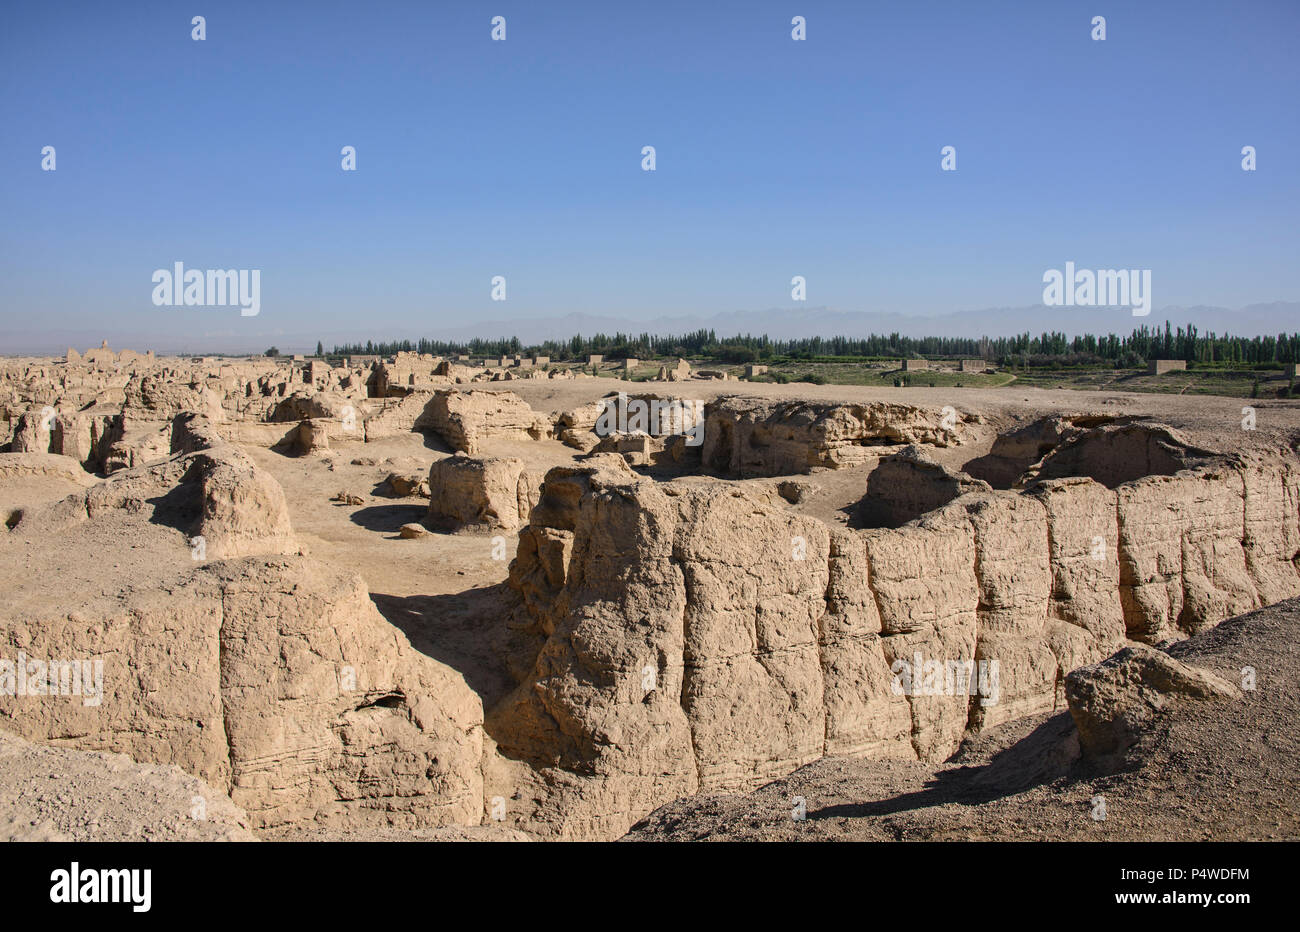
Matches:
[[0, 729, 255, 842], [258, 823, 530, 842], [624, 598, 1300, 841], [0, 452, 100, 524]]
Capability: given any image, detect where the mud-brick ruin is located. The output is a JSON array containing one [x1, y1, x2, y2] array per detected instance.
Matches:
[[2, 345, 1298, 839]]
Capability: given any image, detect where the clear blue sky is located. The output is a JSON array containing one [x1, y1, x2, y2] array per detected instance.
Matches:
[[1, 0, 1297, 352]]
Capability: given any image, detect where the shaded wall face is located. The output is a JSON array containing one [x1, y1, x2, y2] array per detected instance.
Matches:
[[1035, 427, 1204, 489]]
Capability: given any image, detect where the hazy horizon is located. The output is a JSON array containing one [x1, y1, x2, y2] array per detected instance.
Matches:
[[4, 301, 1299, 358]]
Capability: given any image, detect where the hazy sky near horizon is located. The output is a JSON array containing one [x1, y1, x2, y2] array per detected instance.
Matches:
[[1, 0, 1297, 352]]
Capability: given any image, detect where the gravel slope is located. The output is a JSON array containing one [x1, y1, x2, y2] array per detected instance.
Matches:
[[0, 730, 256, 841]]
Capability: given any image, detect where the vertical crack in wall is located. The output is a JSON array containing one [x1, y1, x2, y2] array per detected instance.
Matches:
[[817, 557, 835, 758], [966, 507, 983, 734], [215, 580, 235, 798], [668, 526, 704, 794]]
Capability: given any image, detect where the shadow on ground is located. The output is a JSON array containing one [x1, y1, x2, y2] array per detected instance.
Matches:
[[349, 503, 427, 532], [370, 584, 522, 710], [809, 712, 1080, 821]]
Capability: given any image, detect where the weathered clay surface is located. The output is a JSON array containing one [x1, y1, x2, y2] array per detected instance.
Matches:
[[1238, 452, 1300, 605], [703, 396, 969, 476], [1066, 644, 1238, 762], [0, 557, 484, 831], [415, 390, 550, 455], [0, 443, 486, 833], [478, 446, 1300, 837], [1116, 466, 1260, 643], [123, 375, 226, 425], [0, 452, 97, 488], [427, 453, 539, 530], [9, 443, 296, 560], [484, 461, 698, 840]]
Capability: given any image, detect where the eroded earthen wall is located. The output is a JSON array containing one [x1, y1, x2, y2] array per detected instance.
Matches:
[[487, 452, 1300, 838]]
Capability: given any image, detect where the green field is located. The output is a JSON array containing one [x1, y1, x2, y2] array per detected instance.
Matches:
[[1006, 366, 1293, 398], [604, 357, 1296, 399], [751, 362, 1014, 389]]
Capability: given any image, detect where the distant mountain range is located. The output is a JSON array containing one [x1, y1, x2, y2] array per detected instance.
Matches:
[[4, 302, 1297, 357]]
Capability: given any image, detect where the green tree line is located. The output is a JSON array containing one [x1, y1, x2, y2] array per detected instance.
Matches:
[[331, 322, 1300, 368]]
